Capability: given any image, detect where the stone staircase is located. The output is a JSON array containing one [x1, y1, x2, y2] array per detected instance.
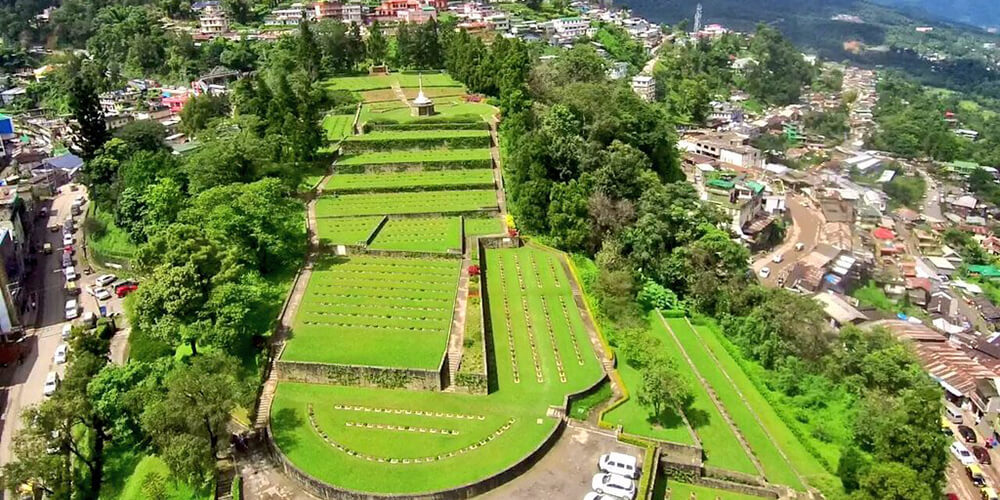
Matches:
[[255, 366, 278, 429]]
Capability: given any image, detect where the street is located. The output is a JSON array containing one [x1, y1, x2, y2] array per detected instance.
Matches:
[[944, 406, 1000, 500], [0, 183, 129, 467], [752, 194, 824, 286]]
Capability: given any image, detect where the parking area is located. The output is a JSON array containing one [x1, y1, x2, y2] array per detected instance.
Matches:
[[481, 424, 645, 500]]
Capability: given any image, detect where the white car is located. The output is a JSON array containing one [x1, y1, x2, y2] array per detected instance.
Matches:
[[94, 288, 111, 301], [62, 234, 73, 246], [591, 473, 635, 500], [61, 324, 72, 340], [759, 267, 771, 279], [43, 372, 59, 396], [951, 441, 976, 466], [598, 452, 639, 479], [795, 242, 805, 251], [583, 493, 619, 500], [53, 344, 68, 364], [64, 266, 78, 281], [95, 274, 117, 287], [64, 299, 78, 320], [772, 253, 783, 263]]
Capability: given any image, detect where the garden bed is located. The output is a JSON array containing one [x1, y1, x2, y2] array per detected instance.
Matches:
[[315, 190, 498, 217]]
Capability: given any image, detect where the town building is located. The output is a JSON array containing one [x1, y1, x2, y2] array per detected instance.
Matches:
[[313, 0, 343, 20], [630, 75, 655, 102], [200, 5, 229, 36], [551, 17, 589, 38], [679, 132, 763, 169]]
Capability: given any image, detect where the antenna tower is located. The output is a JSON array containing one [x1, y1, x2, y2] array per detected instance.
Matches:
[[694, 3, 703, 33]]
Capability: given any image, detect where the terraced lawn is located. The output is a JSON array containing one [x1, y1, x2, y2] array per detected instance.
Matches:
[[315, 216, 383, 246], [688, 320, 838, 489], [315, 190, 497, 217], [604, 351, 694, 445], [465, 216, 504, 236], [270, 245, 604, 494], [337, 149, 492, 166], [369, 217, 461, 253], [649, 317, 758, 476], [321, 73, 462, 92], [326, 170, 494, 192], [345, 130, 490, 142], [663, 481, 763, 500], [362, 97, 496, 122], [282, 256, 460, 369], [662, 317, 803, 490]]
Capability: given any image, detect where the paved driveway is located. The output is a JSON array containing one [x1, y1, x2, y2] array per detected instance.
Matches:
[[481, 424, 644, 500]]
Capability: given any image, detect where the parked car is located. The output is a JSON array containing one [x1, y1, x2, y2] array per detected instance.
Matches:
[[759, 267, 771, 278], [974, 446, 991, 465], [61, 324, 72, 340], [61, 254, 72, 268], [53, 344, 67, 364], [64, 266, 78, 281], [43, 372, 59, 396], [95, 274, 116, 287], [772, 253, 783, 263], [959, 425, 978, 443], [583, 494, 619, 500], [795, 242, 805, 251], [42, 243, 51, 254], [94, 288, 111, 301], [64, 299, 78, 320], [62, 234, 73, 246], [984, 487, 999, 500], [591, 474, 635, 500], [115, 282, 138, 298], [952, 441, 977, 466], [598, 452, 639, 479]]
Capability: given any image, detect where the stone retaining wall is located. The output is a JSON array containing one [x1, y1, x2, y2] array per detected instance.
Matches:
[[703, 466, 767, 487], [692, 477, 781, 499], [275, 360, 444, 391]]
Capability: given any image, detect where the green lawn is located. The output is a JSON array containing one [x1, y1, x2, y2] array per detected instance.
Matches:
[[321, 73, 463, 92], [465, 216, 504, 236], [326, 169, 494, 192], [663, 317, 804, 490], [663, 481, 763, 500], [361, 97, 496, 123], [346, 130, 490, 141], [315, 190, 497, 217], [112, 454, 212, 500], [282, 255, 460, 369], [604, 350, 695, 445], [686, 320, 840, 491], [337, 148, 492, 166], [323, 114, 355, 141], [649, 317, 758, 475], [315, 216, 383, 246], [369, 217, 462, 253], [568, 380, 613, 420], [270, 245, 604, 494]]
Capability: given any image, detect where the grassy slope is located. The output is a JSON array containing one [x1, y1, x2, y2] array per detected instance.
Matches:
[[345, 129, 490, 141], [315, 216, 383, 246], [664, 318, 804, 490], [604, 349, 696, 445], [649, 318, 758, 475], [663, 481, 764, 500], [465, 217, 504, 236]]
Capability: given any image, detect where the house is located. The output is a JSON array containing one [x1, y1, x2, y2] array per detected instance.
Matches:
[[950, 194, 979, 216], [267, 4, 309, 25], [926, 256, 957, 277], [342, 3, 363, 23], [313, 0, 343, 20], [813, 291, 867, 327], [630, 75, 655, 102], [551, 17, 589, 38], [607, 62, 629, 80], [973, 297, 1000, 326], [679, 132, 763, 169], [0, 88, 25, 106], [199, 5, 229, 35], [927, 291, 957, 318], [905, 277, 932, 308]]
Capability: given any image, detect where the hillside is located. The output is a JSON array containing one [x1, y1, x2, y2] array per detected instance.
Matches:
[[620, 0, 1000, 94], [871, 0, 1000, 28]]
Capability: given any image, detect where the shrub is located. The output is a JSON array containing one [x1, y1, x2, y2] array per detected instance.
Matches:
[[468, 264, 480, 276]]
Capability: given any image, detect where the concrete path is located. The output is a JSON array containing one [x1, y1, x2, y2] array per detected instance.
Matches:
[[445, 253, 471, 389], [488, 121, 508, 221]]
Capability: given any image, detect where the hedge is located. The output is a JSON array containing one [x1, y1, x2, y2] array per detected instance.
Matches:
[[335, 158, 493, 173], [363, 121, 491, 132], [329, 181, 496, 194], [365, 113, 484, 125], [341, 135, 491, 153]]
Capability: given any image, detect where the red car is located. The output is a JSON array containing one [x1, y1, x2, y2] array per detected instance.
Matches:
[[115, 283, 138, 298], [63, 245, 73, 255]]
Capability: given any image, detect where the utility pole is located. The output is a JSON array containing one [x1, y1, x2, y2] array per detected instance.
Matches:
[[694, 3, 703, 33]]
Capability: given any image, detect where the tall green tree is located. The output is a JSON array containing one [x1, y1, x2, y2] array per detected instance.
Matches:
[[367, 20, 388, 65], [69, 72, 109, 160]]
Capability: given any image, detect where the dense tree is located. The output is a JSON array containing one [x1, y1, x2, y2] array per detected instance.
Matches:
[[297, 18, 321, 80], [637, 359, 691, 418], [744, 24, 814, 105], [179, 93, 231, 136], [142, 354, 243, 485], [367, 20, 389, 65], [69, 72, 110, 160], [114, 120, 168, 154]]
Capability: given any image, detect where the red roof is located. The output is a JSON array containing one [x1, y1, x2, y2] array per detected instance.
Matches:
[[872, 227, 895, 240]]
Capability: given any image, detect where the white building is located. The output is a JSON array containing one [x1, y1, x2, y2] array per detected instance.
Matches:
[[552, 17, 588, 38], [342, 3, 363, 24], [200, 5, 229, 35], [267, 4, 309, 25], [631, 75, 655, 102]]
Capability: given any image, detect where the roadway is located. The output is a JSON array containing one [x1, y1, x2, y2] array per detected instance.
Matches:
[[752, 194, 824, 286], [945, 406, 1000, 500], [0, 183, 129, 467]]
